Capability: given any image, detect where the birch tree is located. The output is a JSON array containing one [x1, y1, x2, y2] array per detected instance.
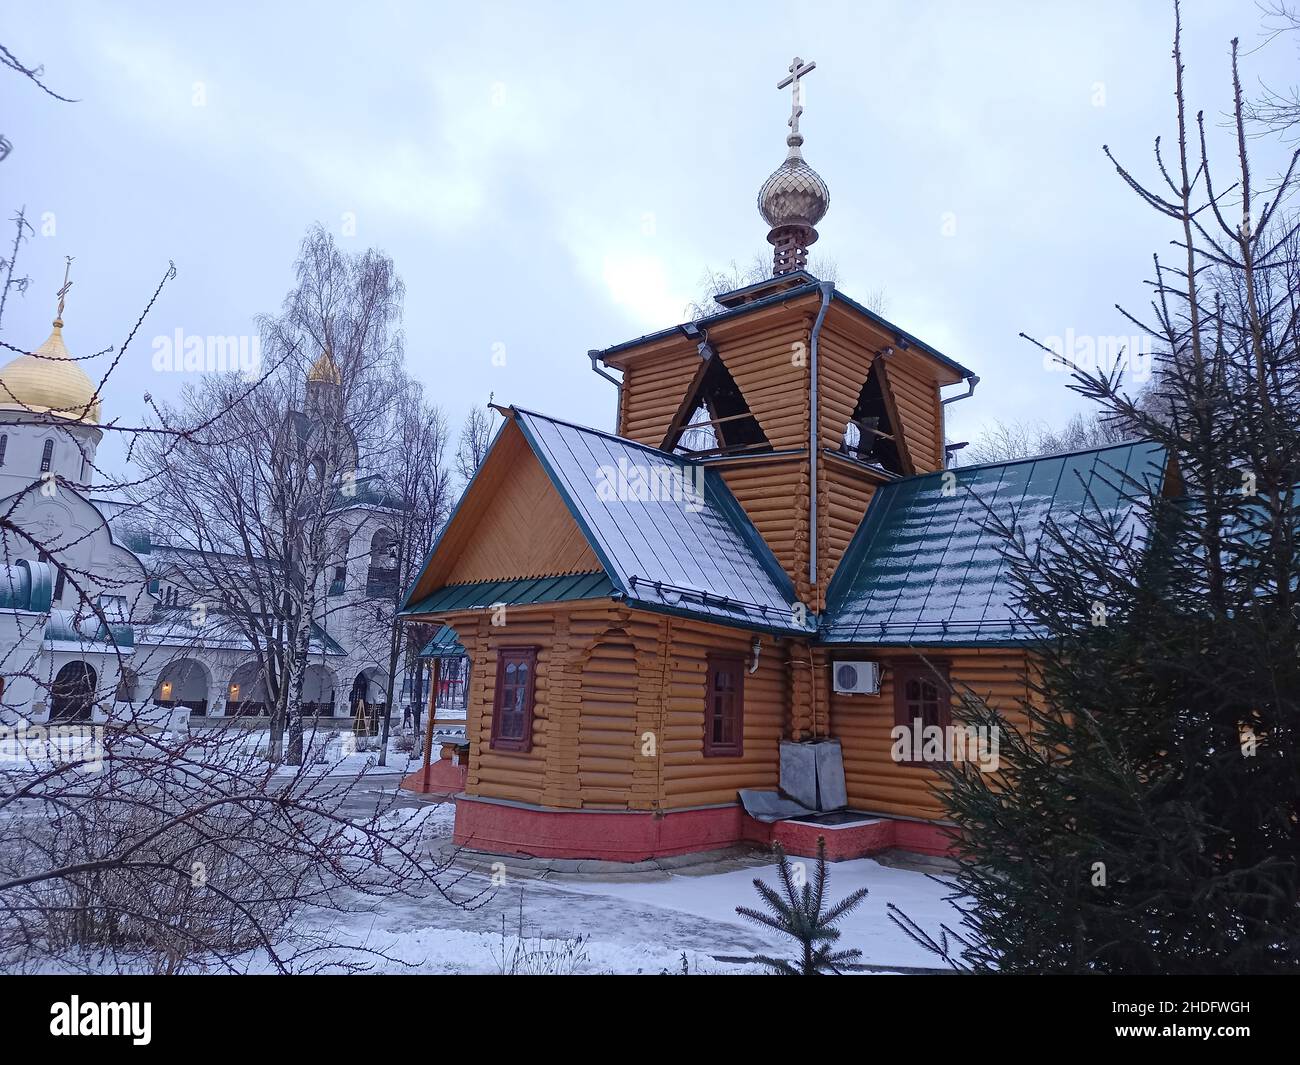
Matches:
[[135, 225, 403, 764]]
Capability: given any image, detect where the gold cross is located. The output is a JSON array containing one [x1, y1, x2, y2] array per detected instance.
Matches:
[[54, 256, 74, 325], [777, 56, 816, 143]]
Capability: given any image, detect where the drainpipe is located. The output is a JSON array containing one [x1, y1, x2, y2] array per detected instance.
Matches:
[[939, 373, 980, 469], [589, 350, 623, 432], [941, 373, 980, 406], [808, 281, 834, 595]]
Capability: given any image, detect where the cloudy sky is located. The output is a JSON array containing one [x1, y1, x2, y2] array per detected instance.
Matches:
[[4, 1, 1296, 476]]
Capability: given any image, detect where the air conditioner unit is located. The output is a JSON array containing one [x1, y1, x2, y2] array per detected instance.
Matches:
[[832, 660, 881, 695]]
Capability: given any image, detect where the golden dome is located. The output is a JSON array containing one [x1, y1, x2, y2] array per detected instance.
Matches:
[[0, 321, 102, 423], [307, 348, 341, 385]]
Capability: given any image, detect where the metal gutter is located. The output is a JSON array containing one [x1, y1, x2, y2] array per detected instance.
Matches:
[[940, 374, 981, 405]]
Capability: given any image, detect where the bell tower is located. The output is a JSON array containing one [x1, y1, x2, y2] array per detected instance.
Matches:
[[592, 55, 971, 613]]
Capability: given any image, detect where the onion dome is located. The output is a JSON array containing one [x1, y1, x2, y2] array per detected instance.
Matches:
[[0, 320, 101, 423], [757, 145, 831, 231], [307, 348, 342, 385]]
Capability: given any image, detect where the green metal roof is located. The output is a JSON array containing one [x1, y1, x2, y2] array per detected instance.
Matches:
[[820, 441, 1169, 646], [418, 623, 466, 658], [402, 571, 618, 618]]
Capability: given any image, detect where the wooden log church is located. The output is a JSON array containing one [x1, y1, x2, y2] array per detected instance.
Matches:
[[398, 57, 1169, 861]]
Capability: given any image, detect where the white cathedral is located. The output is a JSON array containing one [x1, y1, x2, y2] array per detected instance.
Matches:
[[0, 292, 404, 730]]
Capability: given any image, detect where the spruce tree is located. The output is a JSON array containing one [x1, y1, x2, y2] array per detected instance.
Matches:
[[736, 839, 870, 975], [930, 3, 1300, 974]]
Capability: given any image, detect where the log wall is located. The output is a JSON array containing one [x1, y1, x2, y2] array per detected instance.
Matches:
[[437, 606, 1038, 828], [826, 645, 1036, 820], [717, 456, 809, 600], [443, 603, 793, 812]]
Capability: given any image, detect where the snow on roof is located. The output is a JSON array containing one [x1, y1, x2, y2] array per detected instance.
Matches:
[[821, 440, 1168, 645], [512, 407, 810, 635]]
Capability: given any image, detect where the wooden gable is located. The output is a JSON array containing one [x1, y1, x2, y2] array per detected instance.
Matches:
[[405, 420, 603, 604]]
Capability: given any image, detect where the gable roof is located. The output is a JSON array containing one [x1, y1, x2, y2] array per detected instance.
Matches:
[[513, 408, 808, 633], [400, 407, 811, 636], [820, 440, 1169, 645]]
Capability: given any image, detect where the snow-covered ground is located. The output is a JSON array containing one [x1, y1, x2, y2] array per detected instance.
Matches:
[[8, 772, 967, 975], [217, 727, 423, 778], [253, 800, 967, 975]]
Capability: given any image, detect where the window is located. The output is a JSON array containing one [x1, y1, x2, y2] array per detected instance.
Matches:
[[892, 660, 952, 765], [841, 362, 908, 475], [53, 568, 65, 603], [0, 434, 7, 466], [40, 439, 54, 473], [666, 357, 770, 458], [490, 647, 537, 752], [704, 654, 744, 757]]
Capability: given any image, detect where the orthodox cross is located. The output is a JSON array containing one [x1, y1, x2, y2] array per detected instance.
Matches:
[[777, 56, 816, 144], [54, 256, 74, 325]]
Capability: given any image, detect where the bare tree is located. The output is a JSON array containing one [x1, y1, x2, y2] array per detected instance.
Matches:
[[960, 410, 1137, 465], [0, 220, 480, 973], [1243, 1, 1300, 140], [455, 405, 494, 486], [358, 379, 453, 766], [0, 42, 76, 162], [134, 225, 403, 765]]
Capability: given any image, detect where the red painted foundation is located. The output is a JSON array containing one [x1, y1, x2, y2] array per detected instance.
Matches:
[[766, 815, 955, 860], [453, 797, 754, 861], [450, 794, 956, 863], [399, 760, 468, 798]]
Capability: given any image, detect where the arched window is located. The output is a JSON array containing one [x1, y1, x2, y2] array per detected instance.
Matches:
[[366, 528, 397, 598], [50, 662, 97, 722], [330, 531, 350, 594], [40, 439, 54, 473]]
